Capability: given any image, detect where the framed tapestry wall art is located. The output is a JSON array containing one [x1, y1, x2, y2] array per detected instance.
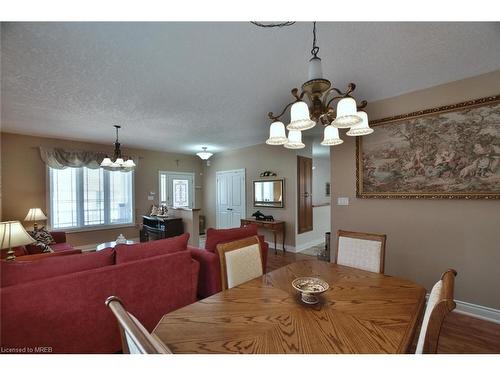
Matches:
[[356, 95, 500, 199]]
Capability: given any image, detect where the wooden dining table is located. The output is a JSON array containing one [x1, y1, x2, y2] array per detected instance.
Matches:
[[153, 259, 426, 354]]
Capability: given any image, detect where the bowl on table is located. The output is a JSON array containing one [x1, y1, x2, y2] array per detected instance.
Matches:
[[292, 277, 330, 305]]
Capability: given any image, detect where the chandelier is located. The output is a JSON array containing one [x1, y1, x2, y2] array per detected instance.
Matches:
[[263, 22, 373, 149], [196, 147, 213, 160], [100, 125, 136, 169]]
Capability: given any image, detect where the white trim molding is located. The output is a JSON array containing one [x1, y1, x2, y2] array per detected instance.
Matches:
[[454, 300, 500, 324]]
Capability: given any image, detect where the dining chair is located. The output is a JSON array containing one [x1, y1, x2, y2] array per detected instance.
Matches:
[[105, 296, 172, 354], [216, 235, 263, 290], [335, 230, 387, 273], [415, 269, 457, 354]]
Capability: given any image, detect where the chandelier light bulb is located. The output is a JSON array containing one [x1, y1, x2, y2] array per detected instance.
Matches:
[[333, 98, 362, 128], [347, 111, 374, 136], [287, 101, 316, 131], [266, 121, 288, 145], [284, 130, 305, 149], [321, 125, 344, 146]]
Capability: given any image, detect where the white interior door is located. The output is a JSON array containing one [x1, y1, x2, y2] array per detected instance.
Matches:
[[216, 169, 245, 229]]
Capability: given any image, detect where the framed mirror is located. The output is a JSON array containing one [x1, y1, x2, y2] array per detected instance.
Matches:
[[253, 179, 284, 208]]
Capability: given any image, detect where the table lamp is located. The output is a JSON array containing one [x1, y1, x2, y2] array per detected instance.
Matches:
[[0, 221, 36, 261], [24, 208, 47, 231]]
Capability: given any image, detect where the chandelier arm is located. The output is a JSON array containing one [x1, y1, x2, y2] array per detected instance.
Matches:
[[321, 87, 344, 107], [268, 100, 298, 121], [325, 94, 348, 110], [357, 100, 368, 109], [268, 88, 306, 121]]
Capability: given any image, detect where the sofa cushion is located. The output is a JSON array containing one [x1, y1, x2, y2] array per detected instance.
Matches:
[[1, 248, 114, 287], [115, 233, 190, 264], [205, 225, 258, 253], [51, 243, 75, 252]]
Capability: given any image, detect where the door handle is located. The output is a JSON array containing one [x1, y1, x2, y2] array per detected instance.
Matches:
[[227, 208, 233, 211]]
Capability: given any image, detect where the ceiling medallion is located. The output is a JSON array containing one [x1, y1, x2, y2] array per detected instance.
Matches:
[[100, 125, 136, 170], [258, 22, 374, 149]]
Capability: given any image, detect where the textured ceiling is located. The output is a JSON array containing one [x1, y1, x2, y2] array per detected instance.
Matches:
[[1, 22, 500, 154]]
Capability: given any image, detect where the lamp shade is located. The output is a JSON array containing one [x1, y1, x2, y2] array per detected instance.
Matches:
[[100, 157, 113, 167], [123, 159, 136, 168], [287, 101, 316, 131], [284, 130, 305, 149], [0, 221, 35, 249], [115, 158, 125, 166], [333, 98, 362, 128], [24, 208, 47, 222], [321, 125, 344, 146], [347, 111, 374, 136], [308, 56, 323, 81], [266, 121, 288, 145]]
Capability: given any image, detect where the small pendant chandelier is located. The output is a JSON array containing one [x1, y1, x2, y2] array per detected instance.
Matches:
[[100, 125, 136, 169], [260, 22, 374, 148], [196, 147, 213, 160]]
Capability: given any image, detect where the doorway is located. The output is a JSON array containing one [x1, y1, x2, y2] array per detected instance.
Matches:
[[216, 169, 246, 229], [159, 171, 195, 208], [297, 156, 313, 234]]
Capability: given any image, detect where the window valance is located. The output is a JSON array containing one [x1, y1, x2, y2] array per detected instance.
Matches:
[[39, 147, 137, 171]]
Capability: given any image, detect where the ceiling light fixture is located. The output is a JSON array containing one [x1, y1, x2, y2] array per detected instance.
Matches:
[[258, 22, 374, 148], [100, 125, 136, 170], [196, 147, 213, 160]]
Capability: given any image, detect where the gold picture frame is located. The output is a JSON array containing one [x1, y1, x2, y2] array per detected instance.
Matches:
[[356, 95, 500, 199]]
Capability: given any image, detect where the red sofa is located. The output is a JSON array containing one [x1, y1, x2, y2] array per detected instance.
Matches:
[[1, 231, 78, 260], [189, 224, 269, 299], [1, 234, 199, 354]]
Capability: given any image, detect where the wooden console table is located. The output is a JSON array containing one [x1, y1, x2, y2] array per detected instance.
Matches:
[[240, 218, 285, 254]]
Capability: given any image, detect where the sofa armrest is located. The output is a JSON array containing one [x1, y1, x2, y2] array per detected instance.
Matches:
[[50, 232, 67, 244], [15, 249, 82, 261], [189, 246, 222, 299]]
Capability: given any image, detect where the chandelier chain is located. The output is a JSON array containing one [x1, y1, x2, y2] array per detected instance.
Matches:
[[311, 21, 319, 58]]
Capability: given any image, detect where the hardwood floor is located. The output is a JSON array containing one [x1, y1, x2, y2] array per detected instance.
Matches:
[[266, 249, 500, 354]]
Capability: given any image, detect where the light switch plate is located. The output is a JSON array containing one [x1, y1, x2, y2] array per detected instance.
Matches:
[[337, 197, 349, 206], [147, 195, 155, 201]]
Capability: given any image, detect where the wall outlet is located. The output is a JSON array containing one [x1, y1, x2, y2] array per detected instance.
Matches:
[[337, 197, 349, 206], [147, 195, 155, 201]]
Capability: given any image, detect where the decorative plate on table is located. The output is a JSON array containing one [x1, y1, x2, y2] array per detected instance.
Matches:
[[292, 277, 329, 304]]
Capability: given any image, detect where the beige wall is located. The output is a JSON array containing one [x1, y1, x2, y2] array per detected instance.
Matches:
[[203, 143, 298, 247], [1, 132, 204, 246], [330, 70, 500, 309]]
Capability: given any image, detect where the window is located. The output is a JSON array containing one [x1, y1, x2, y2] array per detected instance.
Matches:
[[49, 167, 134, 230], [159, 171, 194, 208]]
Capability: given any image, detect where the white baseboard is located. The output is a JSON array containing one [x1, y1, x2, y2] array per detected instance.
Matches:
[[77, 237, 140, 252], [295, 238, 324, 253], [454, 300, 500, 324]]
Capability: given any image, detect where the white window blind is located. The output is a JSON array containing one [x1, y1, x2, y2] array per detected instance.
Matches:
[[49, 167, 134, 230]]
